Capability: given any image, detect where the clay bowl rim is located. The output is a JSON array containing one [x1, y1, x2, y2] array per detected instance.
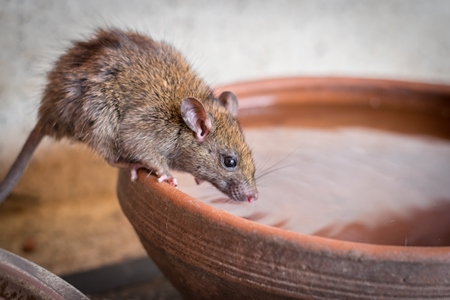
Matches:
[[138, 76, 450, 261]]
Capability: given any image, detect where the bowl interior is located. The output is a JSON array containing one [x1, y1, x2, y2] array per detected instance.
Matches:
[[173, 78, 450, 247]]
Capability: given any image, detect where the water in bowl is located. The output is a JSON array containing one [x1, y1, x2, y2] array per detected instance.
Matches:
[[175, 109, 450, 247]]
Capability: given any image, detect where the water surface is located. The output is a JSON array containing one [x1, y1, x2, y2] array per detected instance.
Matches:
[[176, 126, 450, 247]]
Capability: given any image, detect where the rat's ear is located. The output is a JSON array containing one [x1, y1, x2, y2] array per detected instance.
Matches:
[[181, 97, 212, 142], [218, 91, 239, 118]]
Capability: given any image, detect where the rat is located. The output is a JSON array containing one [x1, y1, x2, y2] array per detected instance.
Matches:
[[0, 28, 258, 204]]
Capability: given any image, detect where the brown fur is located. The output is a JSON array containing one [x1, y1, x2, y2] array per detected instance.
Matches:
[[0, 28, 258, 203]]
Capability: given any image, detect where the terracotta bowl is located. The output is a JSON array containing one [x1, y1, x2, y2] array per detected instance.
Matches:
[[117, 77, 450, 299]]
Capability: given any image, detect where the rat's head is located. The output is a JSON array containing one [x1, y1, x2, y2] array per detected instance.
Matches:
[[178, 91, 258, 203]]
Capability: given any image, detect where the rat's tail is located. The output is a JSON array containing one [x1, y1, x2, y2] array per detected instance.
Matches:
[[0, 126, 43, 204]]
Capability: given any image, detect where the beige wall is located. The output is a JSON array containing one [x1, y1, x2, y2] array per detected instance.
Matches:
[[1, 0, 450, 171]]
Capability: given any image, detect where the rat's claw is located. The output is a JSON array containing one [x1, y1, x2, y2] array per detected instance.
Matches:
[[168, 177, 178, 187], [158, 174, 178, 187], [130, 168, 138, 181]]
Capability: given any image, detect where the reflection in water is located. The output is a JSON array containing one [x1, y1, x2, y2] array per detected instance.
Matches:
[[175, 127, 450, 247], [314, 199, 450, 246]]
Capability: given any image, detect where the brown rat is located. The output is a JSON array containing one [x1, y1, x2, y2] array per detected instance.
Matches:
[[0, 28, 258, 203]]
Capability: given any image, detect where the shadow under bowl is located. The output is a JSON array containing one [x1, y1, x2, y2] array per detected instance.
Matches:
[[117, 77, 450, 300]]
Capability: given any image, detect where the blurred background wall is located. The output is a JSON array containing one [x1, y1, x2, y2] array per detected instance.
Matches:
[[1, 0, 450, 171]]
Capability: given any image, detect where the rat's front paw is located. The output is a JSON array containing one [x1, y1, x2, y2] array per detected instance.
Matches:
[[157, 174, 178, 187]]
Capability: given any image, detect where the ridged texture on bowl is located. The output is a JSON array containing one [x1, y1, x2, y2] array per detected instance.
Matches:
[[118, 171, 450, 299]]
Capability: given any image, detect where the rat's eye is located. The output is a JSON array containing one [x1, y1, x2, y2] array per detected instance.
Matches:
[[222, 155, 237, 170]]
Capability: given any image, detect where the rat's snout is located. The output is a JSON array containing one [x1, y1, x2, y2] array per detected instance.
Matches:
[[211, 176, 258, 203], [238, 187, 258, 203], [242, 180, 258, 203], [230, 185, 258, 203], [246, 193, 258, 203]]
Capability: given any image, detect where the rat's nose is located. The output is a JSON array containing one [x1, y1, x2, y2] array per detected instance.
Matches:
[[246, 193, 258, 203]]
